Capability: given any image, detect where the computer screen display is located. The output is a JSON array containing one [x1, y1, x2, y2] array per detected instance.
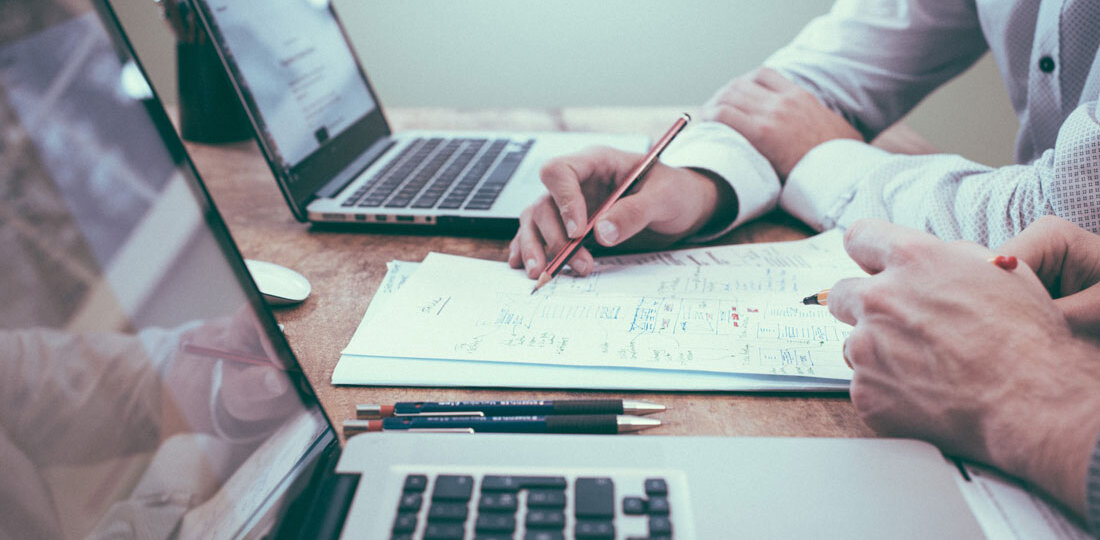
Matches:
[[0, 1, 331, 538]]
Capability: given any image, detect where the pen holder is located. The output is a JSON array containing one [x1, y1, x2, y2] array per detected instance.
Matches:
[[176, 38, 251, 144]]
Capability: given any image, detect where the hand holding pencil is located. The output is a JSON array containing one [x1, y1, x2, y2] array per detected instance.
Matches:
[[510, 115, 737, 283]]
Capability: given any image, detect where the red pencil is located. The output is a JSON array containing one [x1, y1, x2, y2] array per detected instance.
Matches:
[[532, 113, 691, 293]]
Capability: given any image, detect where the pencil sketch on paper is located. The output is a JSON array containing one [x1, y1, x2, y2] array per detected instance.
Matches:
[[344, 231, 864, 380]]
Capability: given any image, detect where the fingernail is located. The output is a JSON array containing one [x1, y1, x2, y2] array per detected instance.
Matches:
[[525, 258, 537, 271], [572, 258, 587, 273], [596, 220, 619, 244], [565, 219, 578, 237]]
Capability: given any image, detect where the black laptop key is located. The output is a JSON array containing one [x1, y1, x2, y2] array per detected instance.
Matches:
[[524, 532, 565, 540], [527, 489, 566, 508], [647, 495, 670, 514], [478, 492, 518, 512], [622, 496, 646, 515], [432, 474, 474, 501], [397, 492, 423, 512], [525, 509, 566, 529], [427, 502, 468, 522], [649, 515, 673, 536], [423, 522, 465, 540], [480, 475, 567, 492], [574, 477, 615, 519], [574, 519, 615, 539], [404, 474, 429, 492], [475, 513, 516, 533], [644, 477, 668, 496], [392, 512, 417, 534]]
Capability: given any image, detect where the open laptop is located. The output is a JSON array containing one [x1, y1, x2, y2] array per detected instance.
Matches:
[[0, 2, 1017, 539], [186, 0, 648, 233]]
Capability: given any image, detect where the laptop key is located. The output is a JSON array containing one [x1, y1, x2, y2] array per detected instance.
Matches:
[[644, 478, 668, 496], [647, 496, 670, 514], [398, 492, 423, 512], [478, 492, 518, 512], [432, 475, 474, 501], [475, 513, 516, 533], [391, 512, 417, 534], [404, 474, 428, 492], [480, 475, 567, 491], [524, 532, 565, 540], [574, 477, 615, 519], [525, 510, 566, 529], [574, 519, 614, 539], [649, 515, 673, 536], [527, 489, 566, 508], [622, 496, 646, 515], [427, 502, 469, 521], [423, 522, 465, 540]]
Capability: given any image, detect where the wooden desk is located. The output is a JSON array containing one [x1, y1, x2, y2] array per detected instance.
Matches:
[[184, 107, 881, 440]]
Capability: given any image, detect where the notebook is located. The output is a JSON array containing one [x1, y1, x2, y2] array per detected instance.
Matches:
[[0, 2, 1081, 539], [187, 0, 648, 234]]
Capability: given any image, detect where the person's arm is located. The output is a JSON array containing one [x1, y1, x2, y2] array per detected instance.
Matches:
[[783, 100, 1100, 247], [827, 218, 1100, 523], [763, 0, 988, 141]]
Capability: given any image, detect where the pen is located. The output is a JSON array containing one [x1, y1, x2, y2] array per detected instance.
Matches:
[[532, 113, 691, 293], [342, 414, 660, 435], [356, 399, 665, 418], [801, 254, 1020, 306]]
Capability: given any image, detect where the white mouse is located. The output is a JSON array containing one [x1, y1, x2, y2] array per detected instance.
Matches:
[[244, 259, 311, 306]]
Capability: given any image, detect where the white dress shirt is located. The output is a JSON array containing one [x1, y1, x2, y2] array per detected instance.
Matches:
[[660, 0, 1100, 248]]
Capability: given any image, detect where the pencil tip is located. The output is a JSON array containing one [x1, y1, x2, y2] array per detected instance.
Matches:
[[531, 272, 551, 294], [801, 294, 818, 305]]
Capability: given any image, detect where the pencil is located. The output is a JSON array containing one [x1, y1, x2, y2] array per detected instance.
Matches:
[[801, 254, 1019, 306], [532, 113, 691, 293]]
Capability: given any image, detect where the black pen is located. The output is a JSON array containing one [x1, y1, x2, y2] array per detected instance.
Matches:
[[356, 399, 665, 418], [342, 414, 660, 435]]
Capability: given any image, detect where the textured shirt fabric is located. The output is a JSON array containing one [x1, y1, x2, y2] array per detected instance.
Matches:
[[660, 0, 1100, 248], [1090, 434, 1100, 537]]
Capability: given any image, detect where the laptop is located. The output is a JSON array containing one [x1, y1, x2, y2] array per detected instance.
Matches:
[[186, 0, 648, 233], [0, 2, 1000, 539]]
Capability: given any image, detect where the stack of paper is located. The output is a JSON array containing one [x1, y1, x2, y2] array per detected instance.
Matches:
[[334, 231, 866, 391]]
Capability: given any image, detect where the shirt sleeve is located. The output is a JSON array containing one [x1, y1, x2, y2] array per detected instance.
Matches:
[[763, 0, 988, 140], [659, 121, 780, 241], [780, 101, 1100, 247]]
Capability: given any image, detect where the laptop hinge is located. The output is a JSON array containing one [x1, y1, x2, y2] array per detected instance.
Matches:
[[296, 472, 360, 540], [315, 137, 396, 200]]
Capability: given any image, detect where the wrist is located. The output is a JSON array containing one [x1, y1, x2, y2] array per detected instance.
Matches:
[[985, 339, 1100, 517], [686, 167, 738, 238]]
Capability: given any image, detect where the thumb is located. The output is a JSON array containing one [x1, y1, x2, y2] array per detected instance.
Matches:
[[1054, 283, 1100, 341], [592, 191, 663, 246]]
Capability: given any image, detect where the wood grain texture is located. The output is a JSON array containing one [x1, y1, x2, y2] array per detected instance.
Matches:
[[183, 107, 880, 442]]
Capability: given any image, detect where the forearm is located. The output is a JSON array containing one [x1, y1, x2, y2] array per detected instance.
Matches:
[[782, 102, 1100, 247]]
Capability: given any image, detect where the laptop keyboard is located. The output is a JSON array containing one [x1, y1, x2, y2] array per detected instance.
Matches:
[[389, 472, 677, 539], [341, 137, 533, 212]]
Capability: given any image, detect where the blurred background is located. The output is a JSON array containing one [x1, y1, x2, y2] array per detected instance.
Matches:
[[111, 0, 1018, 166]]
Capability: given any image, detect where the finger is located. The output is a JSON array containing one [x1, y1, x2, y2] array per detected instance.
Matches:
[[532, 202, 570, 263], [540, 148, 639, 238], [507, 238, 522, 268], [997, 216, 1070, 289], [751, 66, 800, 92], [826, 276, 868, 326], [567, 248, 596, 276], [1055, 283, 1100, 339], [706, 105, 760, 140], [515, 210, 549, 278], [592, 190, 667, 247], [716, 77, 775, 113], [842, 219, 937, 275]]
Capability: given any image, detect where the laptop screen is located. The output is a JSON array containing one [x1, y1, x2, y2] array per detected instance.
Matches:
[[193, 0, 392, 216], [0, 1, 333, 538]]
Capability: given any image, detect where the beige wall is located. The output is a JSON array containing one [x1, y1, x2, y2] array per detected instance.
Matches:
[[113, 0, 1017, 166]]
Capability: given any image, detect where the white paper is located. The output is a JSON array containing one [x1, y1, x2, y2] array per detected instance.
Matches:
[[343, 232, 862, 381]]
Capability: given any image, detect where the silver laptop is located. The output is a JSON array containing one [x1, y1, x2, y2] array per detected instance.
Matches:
[[187, 0, 648, 233], [0, 2, 991, 539]]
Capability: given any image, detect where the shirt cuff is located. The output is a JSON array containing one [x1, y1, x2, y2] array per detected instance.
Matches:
[[659, 121, 780, 241], [1087, 430, 1100, 535], [780, 139, 891, 231]]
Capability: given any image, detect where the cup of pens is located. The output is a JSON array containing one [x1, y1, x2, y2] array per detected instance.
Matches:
[[159, 0, 251, 143]]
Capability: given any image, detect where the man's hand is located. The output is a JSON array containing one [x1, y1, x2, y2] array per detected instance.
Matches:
[[827, 219, 1100, 519], [509, 146, 734, 278], [999, 215, 1100, 342], [702, 67, 861, 180]]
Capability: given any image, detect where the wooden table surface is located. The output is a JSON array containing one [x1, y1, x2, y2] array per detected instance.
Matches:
[[183, 107, 882, 441]]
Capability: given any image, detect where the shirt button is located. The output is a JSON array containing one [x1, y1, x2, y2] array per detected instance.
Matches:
[[1039, 56, 1055, 73]]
